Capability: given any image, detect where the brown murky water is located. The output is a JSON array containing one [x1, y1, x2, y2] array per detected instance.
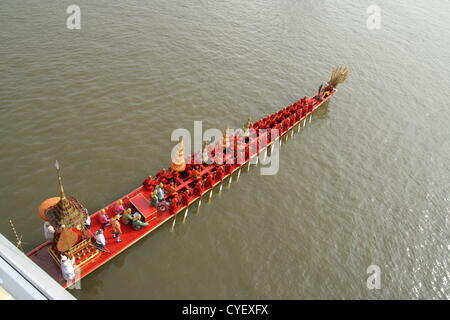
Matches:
[[0, 0, 449, 299]]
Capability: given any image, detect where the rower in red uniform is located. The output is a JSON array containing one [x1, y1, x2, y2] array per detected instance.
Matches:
[[300, 97, 307, 106], [224, 164, 233, 175], [193, 180, 204, 197], [169, 194, 180, 213], [215, 165, 224, 182], [204, 173, 214, 189], [142, 175, 156, 192], [184, 164, 193, 177], [191, 166, 202, 180], [156, 168, 166, 179], [172, 171, 184, 185], [166, 181, 178, 197], [181, 188, 191, 206], [165, 169, 174, 180]]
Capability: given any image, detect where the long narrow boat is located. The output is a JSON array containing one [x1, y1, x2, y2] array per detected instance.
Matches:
[[27, 67, 348, 288]]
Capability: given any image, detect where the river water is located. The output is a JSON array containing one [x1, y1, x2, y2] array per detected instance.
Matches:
[[0, 0, 449, 299]]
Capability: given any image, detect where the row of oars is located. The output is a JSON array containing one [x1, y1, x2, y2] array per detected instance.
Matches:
[[170, 112, 314, 232], [279, 112, 312, 148]]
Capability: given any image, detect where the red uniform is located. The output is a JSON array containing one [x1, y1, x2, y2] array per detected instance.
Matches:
[[192, 168, 202, 180], [142, 176, 156, 192], [215, 166, 224, 181], [156, 169, 166, 178], [167, 183, 178, 197], [205, 173, 214, 189], [193, 180, 203, 196], [169, 195, 180, 213], [225, 164, 233, 174], [181, 189, 191, 205]]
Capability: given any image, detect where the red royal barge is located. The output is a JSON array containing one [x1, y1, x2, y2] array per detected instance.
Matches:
[[27, 67, 348, 288]]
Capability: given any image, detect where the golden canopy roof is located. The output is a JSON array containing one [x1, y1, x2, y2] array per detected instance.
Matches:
[[45, 161, 87, 232]]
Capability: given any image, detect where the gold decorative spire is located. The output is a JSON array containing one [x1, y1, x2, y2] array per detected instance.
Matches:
[[54, 160, 72, 220], [55, 160, 66, 199], [170, 137, 186, 172]]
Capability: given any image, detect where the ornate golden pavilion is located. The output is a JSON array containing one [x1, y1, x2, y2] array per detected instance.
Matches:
[[45, 161, 100, 269]]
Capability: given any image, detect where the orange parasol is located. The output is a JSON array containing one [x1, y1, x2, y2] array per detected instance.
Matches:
[[37, 197, 60, 221]]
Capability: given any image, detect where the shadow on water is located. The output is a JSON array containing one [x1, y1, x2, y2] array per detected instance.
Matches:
[[314, 98, 330, 120], [71, 278, 104, 299], [112, 253, 125, 269]]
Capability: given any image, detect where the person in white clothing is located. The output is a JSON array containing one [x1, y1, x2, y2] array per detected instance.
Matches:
[[85, 213, 91, 230], [43, 221, 55, 243], [95, 229, 106, 250], [60, 255, 76, 282]]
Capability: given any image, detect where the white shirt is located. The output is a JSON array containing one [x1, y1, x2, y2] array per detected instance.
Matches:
[[44, 223, 55, 241], [95, 232, 106, 246], [85, 215, 91, 226], [61, 257, 76, 281]]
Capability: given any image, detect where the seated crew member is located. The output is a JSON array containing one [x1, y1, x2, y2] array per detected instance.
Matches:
[[191, 166, 202, 180], [130, 210, 140, 220], [156, 168, 166, 179], [193, 179, 204, 197], [215, 165, 224, 181], [295, 110, 302, 121], [156, 183, 166, 202], [224, 164, 233, 174], [156, 168, 169, 184], [172, 171, 184, 185], [169, 195, 180, 213], [98, 209, 111, 227], [205, 173, 214, 189], [167, 181, 178, 197], [121, 208, 134, 225], [301, 97, 307, 105], [165, 168, 174, 179], [180, 188, 191, 205], [114, 201, 126, 215], [131, 213, 149, 231], [184, 163, 193, 177], [150, 190, 159, 207], [142, 175, 156, 191]]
